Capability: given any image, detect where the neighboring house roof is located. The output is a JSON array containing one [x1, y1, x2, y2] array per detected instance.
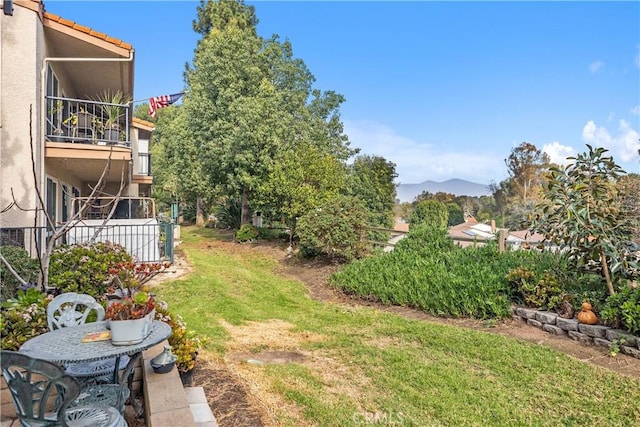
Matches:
[[507, 230, 545, 244], [449, 220, 495, 241]]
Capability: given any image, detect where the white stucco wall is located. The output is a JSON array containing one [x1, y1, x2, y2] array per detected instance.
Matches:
[[1, 4, 45, 228]]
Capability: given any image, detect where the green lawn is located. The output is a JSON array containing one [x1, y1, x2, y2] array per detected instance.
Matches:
[[154, 227, 640, 426]]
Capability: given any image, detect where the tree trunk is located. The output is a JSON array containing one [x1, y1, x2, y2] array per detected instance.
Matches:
[[240, 188, 251, 225], [196, 197, 205, 227], [600, 250, 616, 296]]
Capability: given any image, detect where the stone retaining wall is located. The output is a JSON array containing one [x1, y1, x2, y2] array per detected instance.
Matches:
[[512, 306, 640, 359]]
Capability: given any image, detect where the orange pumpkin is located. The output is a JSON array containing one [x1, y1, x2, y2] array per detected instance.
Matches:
[[577, 301, 598, 325]]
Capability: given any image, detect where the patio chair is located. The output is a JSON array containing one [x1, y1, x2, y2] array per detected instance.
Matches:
[[0, 350, 127, 427], [47, 292, 130, 384]]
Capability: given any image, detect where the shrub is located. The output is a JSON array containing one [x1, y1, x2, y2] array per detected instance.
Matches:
[[214, 197, 242, 229], [1, 288, 51, 350], [505, 268, 565, 311], [0, 246, 41, 303], [256, 227, 289, 241], [296, 196, 370, 262], [48, 242, 132, 297], [600, 284, 640, 334], [393, 225, 457, 255], [236, 224, 259, 243]]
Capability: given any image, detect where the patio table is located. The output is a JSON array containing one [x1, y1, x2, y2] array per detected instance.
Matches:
[[19, 320, 171, 417]]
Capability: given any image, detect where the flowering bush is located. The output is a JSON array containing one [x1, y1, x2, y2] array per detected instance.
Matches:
[[154, 300, 203, 373], [0, 288, 52, 350]]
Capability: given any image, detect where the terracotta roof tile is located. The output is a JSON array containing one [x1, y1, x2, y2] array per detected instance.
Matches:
[[89, 30, 107, 39], [36, 0, 132, 51], [73, 23, 91, 34]]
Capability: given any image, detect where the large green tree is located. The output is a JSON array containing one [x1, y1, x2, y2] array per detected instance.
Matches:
[[179, 0, 353, 226], [347, 155, 397, 229]]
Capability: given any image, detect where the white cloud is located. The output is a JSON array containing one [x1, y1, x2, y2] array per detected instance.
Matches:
[[543, 142, 575, 166], [582, 120, 612, 146], [631, 105, 640, 116], [344, 120, 503, 185], [589, 60, 605, 74], [582, 119, 640, 163]]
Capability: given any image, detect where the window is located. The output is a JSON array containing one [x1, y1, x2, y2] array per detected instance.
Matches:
[[46, 178, 57, 225]]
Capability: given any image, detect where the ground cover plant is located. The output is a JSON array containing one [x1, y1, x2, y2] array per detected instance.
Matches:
[[152, 226, 640, 426], [330, 226, 564, 319]]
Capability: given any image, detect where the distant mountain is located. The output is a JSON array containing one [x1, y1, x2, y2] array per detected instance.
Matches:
[[396, 179, 492, 203]]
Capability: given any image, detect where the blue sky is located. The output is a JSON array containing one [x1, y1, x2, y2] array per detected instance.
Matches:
[[44, 1, 640, 185]]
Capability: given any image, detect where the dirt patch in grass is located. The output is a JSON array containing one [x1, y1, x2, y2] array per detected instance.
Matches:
[[154, 236, 640, 427], [192, 354, 265, 427]]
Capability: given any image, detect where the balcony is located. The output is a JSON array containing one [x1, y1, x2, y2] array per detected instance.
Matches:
[[46, 95, 130, 147]]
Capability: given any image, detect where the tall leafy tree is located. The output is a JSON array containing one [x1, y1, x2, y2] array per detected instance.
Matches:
[[492, 142, 549, 229], [347, 155, 397, 229], [446, 202, 464, 226], [152, 105, 214, 224], [617, 173, 640, 242], [182, 0, 354, 225], [505, 142, 550, 204]]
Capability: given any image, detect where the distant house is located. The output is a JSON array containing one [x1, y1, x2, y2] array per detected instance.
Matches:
[[393, 218, 544, 250]]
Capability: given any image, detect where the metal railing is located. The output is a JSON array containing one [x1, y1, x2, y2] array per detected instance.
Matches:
[[0, 222, 174, 264], [45, 95, 130, 147]]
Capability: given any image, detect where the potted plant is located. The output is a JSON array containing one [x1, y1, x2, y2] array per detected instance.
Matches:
[[95, 89, 131, 143], [105, 291, 155, 345], [62, 106, 101, 141], [104, 261, 163, 345]]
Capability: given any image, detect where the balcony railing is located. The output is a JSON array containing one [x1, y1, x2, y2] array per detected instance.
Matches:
[[45, 95, 130, 147], [0, 223, 173, 264]]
